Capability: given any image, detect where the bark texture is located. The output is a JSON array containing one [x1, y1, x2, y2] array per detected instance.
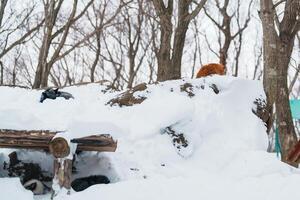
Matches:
[[260, 0, 300, 167]]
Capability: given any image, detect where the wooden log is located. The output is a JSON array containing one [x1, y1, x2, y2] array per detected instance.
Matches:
[[0, 129, 117, 194], [53, 159, 73, 194], [72, 135, 117, 152], [49, 137, 70, 158], [0, 129, 57, 150]]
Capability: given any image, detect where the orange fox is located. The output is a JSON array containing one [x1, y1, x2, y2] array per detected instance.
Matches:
[[196, 63, 225, 78]]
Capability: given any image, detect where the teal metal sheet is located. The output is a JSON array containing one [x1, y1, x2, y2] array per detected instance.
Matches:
[[290, 99, 300, 119]]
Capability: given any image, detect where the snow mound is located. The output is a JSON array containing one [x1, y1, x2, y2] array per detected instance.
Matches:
[[1, 76, 300, 200]]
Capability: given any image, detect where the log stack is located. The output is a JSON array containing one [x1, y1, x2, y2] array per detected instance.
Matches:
[[0, 129, 117, 194]]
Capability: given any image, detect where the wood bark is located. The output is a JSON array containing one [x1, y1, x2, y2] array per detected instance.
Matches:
[[49, 137, 70, 158], [90, 33, 101, 83], [260, 0, 300, 167], [53, 159, 72, 193]]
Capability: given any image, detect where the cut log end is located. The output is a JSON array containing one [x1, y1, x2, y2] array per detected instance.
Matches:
[[49, 137, 70, 158]]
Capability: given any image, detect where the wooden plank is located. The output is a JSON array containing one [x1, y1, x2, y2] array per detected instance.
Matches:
[[0, 129, 59, 137]]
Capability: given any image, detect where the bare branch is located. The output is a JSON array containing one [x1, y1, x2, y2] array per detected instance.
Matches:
[[186, 0, 208, 21], [0, 19, 44, 59]]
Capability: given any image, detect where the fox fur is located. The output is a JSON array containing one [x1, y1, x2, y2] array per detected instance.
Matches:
[[196, 63, 225, 78]]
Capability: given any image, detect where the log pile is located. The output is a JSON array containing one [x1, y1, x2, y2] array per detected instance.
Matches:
[[0, 129, 117, 195]]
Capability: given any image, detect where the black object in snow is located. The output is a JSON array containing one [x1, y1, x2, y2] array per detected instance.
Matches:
[[40, 88, 74, 103], [71, 175, 110, 192]]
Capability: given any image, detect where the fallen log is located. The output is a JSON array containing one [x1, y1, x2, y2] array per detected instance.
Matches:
[[49, 137, 70, 158]]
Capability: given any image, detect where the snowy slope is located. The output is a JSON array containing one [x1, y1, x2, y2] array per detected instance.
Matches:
[[1, 76, 300, 200]]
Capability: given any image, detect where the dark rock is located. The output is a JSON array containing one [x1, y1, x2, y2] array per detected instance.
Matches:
[[71, 175, 110, 192]]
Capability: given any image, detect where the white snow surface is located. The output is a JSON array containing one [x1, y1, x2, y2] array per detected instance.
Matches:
[[0, 178, 33, 200], [1, 76, 300, 200]]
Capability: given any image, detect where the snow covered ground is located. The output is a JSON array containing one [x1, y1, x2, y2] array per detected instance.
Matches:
[[1, 76, 300, 200]]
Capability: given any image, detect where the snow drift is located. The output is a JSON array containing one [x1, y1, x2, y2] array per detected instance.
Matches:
[[1, 76, 300, 200]]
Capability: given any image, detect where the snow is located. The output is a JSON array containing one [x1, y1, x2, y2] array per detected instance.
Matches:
[[0, 178, 33, 200], [1, 76, 300, 200]]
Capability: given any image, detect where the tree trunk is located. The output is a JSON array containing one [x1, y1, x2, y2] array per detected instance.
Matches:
[[260, 0, 299, 167], [219, 17, 231, 68], [276, 34, 298, 166], [91, 33, 101, 82], [127, 47, 135, 89], [260, 0, 280, 133], [41, 65, 51, 88], [153, 0, 207, 82], [219, 35, 231, 69], [171, 2, 190, 80], [33, 62, 50, 89], [156, 16, 173, 81], [33, 23, 53, 89]]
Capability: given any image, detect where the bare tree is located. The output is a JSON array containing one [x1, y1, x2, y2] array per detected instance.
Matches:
[[252, 28, 263, 80], [260, 0, 300, 166], [189, 17, 204, 78], [102, 29, 126, 90], [0, 0, 43, 85], [143, 2, 159, 83], [204, 0, 253, 74], [33, 0, 129, 88], [152, 0, 207, 81], [87, 2, 106, 82], [33, 0, 90, 88], [120, 0, 150, 88]]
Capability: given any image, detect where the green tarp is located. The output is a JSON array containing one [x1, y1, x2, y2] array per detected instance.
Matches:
[[290, 99, 300, 119]]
